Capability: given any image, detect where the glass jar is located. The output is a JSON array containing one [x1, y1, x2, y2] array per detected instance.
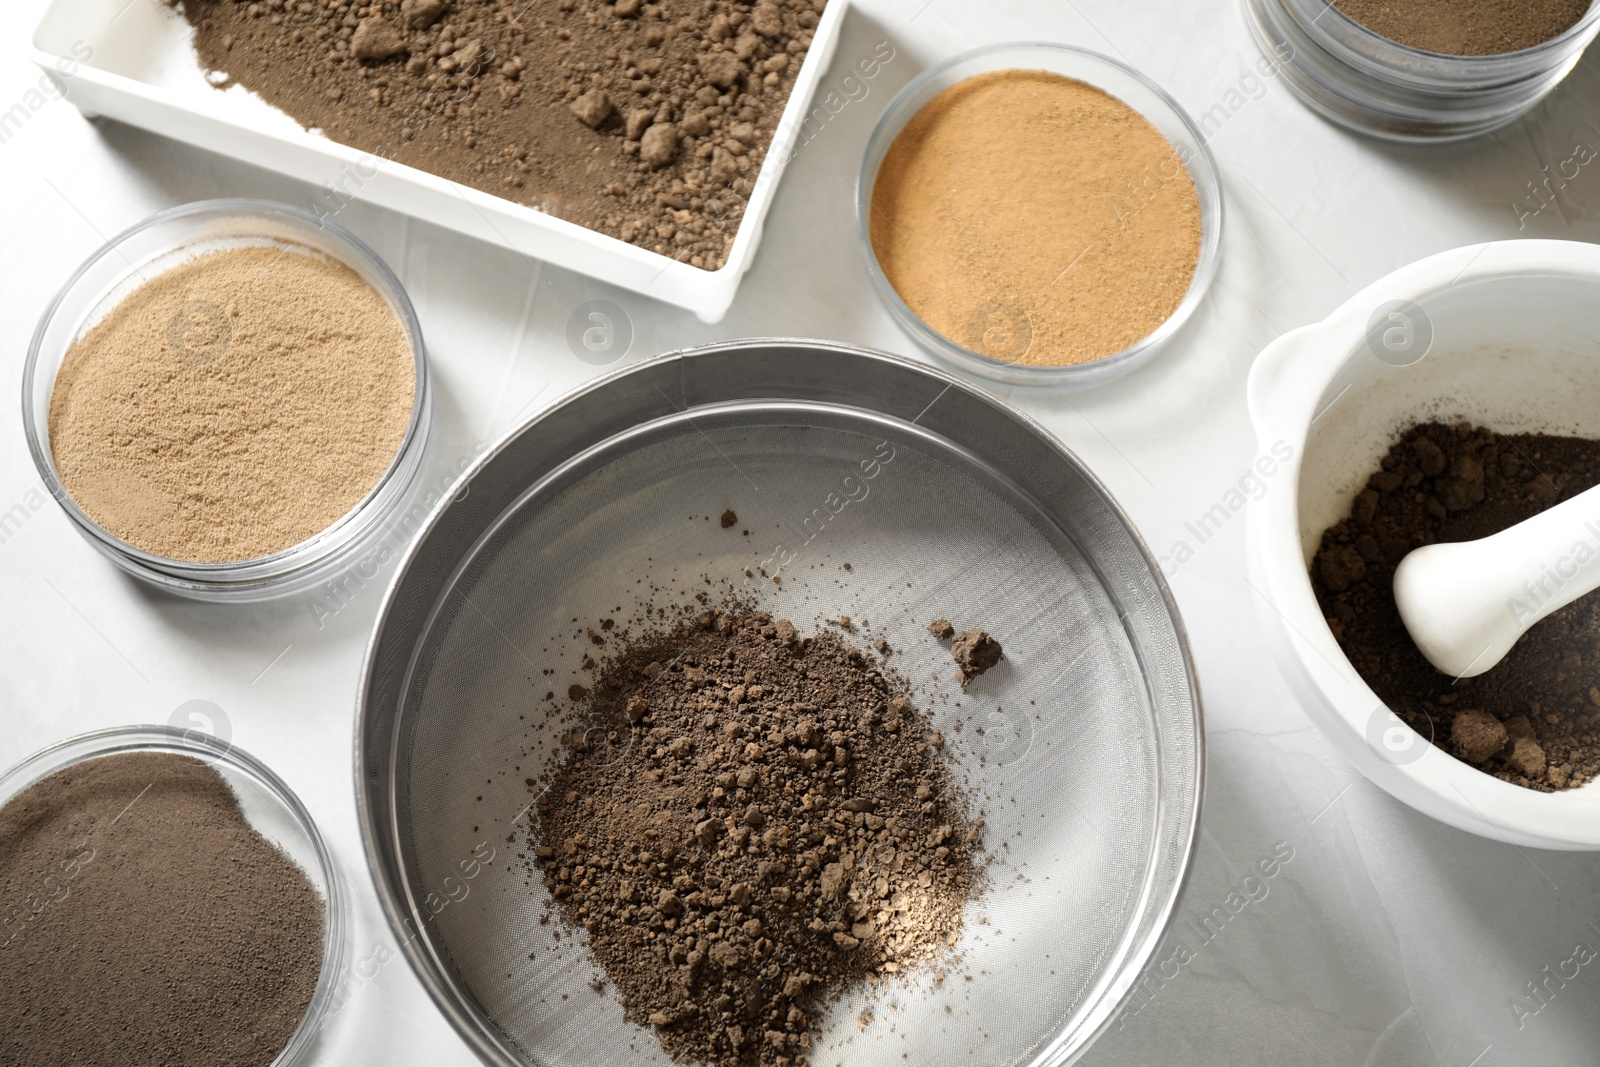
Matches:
[[1245, 0, 1600, 141]]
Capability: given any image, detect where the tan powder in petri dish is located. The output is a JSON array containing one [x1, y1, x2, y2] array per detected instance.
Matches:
[[48, 245, 414, 563], [870, 69, 1202, 368]]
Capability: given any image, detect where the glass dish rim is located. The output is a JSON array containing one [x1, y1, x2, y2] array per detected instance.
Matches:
[[20, 197, 430, 578], [0, 723, 347, 1067], [855, 41, 1224, 388]]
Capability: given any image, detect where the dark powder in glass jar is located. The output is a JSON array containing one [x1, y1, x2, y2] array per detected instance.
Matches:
[[0, 751, 324, 1065], [1334, 0, 1590, 56]]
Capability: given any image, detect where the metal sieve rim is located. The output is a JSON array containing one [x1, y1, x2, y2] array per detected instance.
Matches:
[[354, 339, 1204, 1067]]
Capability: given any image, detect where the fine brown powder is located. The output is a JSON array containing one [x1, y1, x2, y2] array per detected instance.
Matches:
[[1334, 0, 1590, 55], [49, 245, 415, 563], [532, 607, 982, 1067], [0, 751, 324, 1066], [870, 70, 1202, 368]]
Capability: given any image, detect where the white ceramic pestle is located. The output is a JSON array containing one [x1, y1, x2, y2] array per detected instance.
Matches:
[[1393, 482, 1600, 678]]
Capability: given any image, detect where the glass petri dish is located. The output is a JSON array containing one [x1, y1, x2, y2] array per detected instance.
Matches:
[[1244, 0, 1600, 141], [0, 724, 346, 1066], [857, 43, 1223, 390], [21, 198, 432, 601]]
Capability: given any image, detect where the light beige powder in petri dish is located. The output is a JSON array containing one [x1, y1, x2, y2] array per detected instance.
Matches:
[[48, 245, 415, 563]]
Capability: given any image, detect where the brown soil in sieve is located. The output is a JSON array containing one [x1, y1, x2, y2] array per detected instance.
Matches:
[[531, 605, 983, 1067], [176, 0, 825, 271], [948, 628, 1002, 686], [870, 69, 1202, 369], [0, 751, 324, 1065], [1314, 421, 1600, 792], [1334, 0, 1589, 55], [47, 245, 415, 563]]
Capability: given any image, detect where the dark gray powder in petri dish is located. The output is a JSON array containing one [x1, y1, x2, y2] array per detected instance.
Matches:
[[0, 751, 324, 1066]]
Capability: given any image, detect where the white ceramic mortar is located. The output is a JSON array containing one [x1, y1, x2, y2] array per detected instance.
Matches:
[[1247, 240, 1600, 850]]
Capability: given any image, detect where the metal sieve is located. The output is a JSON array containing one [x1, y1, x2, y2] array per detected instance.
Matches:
[[356, 341, 1202, 1067]]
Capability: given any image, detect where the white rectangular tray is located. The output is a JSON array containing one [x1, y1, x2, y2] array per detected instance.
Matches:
[[30, 0, 848, 322]]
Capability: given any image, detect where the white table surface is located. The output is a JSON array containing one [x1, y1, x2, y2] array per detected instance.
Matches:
[[5, 1, 1600, 1064]]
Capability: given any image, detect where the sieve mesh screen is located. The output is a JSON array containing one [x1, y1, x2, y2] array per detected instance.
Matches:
[[392, 403, 1172, 1067]]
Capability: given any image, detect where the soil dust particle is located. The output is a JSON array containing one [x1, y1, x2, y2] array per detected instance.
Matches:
[[951, 630, 1003, 686]]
